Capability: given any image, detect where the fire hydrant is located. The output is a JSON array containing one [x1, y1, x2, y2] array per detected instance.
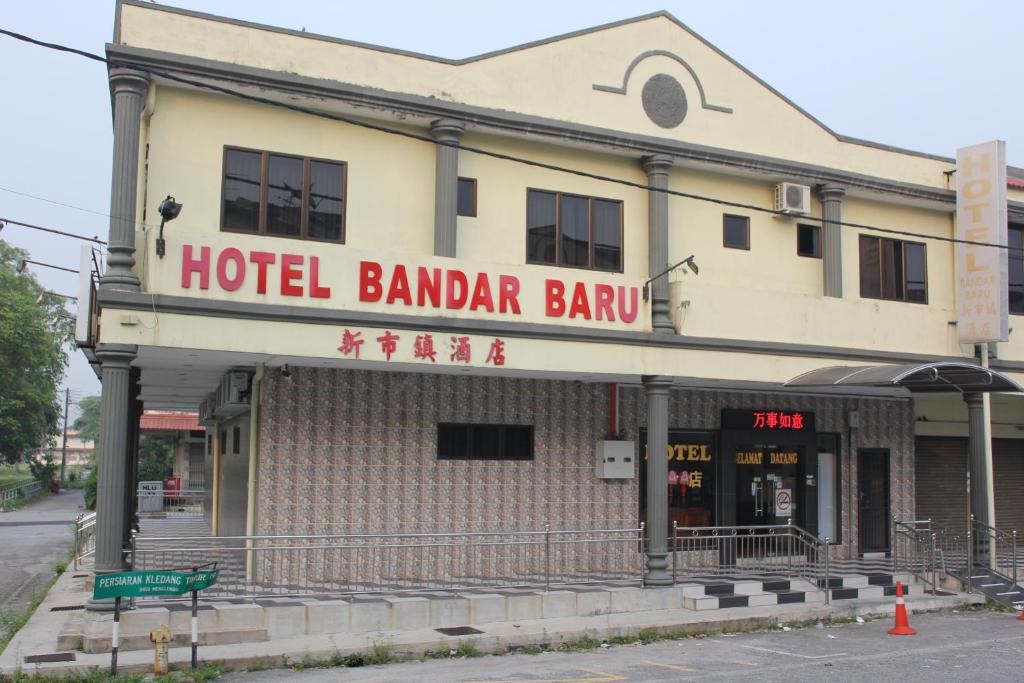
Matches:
[[150, 624, 173, 674]]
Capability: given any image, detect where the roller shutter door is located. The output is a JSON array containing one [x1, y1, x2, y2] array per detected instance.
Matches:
[[914, 437, 968, 532], [994, 439, 1024, 532]]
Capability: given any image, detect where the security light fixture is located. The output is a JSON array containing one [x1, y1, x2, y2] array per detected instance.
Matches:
[[155, 195, 183, 258], [642, 254, 699, 301], [280, 364, 291, 379], [16, 259, 27, 273]]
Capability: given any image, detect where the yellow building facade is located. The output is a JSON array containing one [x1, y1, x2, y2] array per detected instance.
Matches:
[[86, 1, 1024, 586]]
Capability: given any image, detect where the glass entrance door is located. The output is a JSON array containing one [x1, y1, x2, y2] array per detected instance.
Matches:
[[735, 445, 803, 528]]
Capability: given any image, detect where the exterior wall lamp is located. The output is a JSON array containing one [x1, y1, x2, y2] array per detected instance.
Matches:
[[155, 195, 182, 258], [642, 254, 699, 302]]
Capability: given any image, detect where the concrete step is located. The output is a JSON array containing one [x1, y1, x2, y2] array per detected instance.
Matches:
[[80, 627, 267, 654]]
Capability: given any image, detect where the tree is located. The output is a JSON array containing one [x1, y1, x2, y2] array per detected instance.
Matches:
[[138, 435, 174, 482], [73, 395, 101, 446], [0, 240, 72, 463]]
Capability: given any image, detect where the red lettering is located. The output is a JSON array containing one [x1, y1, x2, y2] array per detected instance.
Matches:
[[216, 247, 245, 291], [309, 256, 331, 299], [359, 261, 383, 302], [417, 267, 441, 307], [545, 279, 566, 317], [386, 264, 412, 305], [248, 251, 276, 294], [498, 275, 521, 314], [280, 254, 303, 297], [446, 270, 468, 309], [181, 245, 210, 290], [594, 284, 615, 321], [568, 282, 592, 319], [469, 273, 495, 312], [617, 286, 638, 323]]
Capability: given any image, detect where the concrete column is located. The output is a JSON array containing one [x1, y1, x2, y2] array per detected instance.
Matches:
[[88, 344, 137, 610], [642, 155, 675, 333], [100, 68, 149, 292], [817, 183, 845, 298], [643, 374, 673, 585], [430, 118, 465, 258], [964, 392, 991, 527]]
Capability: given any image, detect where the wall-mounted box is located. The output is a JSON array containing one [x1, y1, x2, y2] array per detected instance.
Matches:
[[596, 441, 635, 479]]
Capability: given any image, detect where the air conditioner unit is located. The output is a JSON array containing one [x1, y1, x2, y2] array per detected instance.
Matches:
[[774, 182, 811, 216], [213, 370, 252, 418]]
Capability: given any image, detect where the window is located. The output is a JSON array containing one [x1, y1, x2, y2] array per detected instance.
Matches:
[[723, 214, 750, 250], [232, 426, 241, 455], [437, 423, 534, 461], [817, 433, 842, 543], [797, 223, 821, 258], [1011, 223, 1023, 315], [457, 177, 477, 217], [221, 147, 346, 242], [526, 189, 622, 271], [859, 235, 927, 303]]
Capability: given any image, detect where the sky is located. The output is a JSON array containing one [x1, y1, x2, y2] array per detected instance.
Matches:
[[1, 1, 1021, 420]]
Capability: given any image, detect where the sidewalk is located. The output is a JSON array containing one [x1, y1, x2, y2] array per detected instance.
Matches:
[[0, 565, 984, 678]]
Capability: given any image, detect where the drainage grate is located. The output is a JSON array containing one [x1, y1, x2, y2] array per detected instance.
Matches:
[[49, 605, 85, 612], [435, 626, 484, 636], [25, 653, 76, 664], [72, 574, 88, 578]]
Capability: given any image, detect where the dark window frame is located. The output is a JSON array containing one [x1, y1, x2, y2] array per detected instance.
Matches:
[[797, 223, 821, 258], [232, 426, 241, 455], [457, 177, 477, 218], [858, 234, 928, 304], [525, 188, 624, 273], [1010, 222, 1024, 315], [220, 145, 347, 244], [723, 214, 751, 250], [437, 423, 535, 461]]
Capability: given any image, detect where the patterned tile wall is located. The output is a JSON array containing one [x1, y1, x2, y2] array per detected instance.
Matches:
[[256, 369, 914, 566]]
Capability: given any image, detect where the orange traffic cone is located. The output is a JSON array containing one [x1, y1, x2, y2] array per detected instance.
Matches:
[[1017, 606, 1024, 621], [888, 581, 917, 635]]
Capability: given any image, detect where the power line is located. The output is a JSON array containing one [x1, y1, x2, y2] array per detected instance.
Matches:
[[0, 217, 107, 245], [18, 258, 79, 274], [0, 185, 135, 225], [0, 26, 1021, 255]]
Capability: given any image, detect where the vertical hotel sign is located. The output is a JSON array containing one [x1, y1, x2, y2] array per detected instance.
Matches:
[[956, 141, 1008, 343]]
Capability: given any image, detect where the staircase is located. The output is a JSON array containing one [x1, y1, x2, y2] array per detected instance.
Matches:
[[962, 565, 1024, 610]]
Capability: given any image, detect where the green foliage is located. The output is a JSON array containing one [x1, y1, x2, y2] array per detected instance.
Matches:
[[363, 642, 393, 665], [138, 435, 174, 482], [456, 639, 483, 658], [72, 396, 101, 447], [84, 466, 98, 510], [28, 453, 58, 486], [0, 240, 72, 464]]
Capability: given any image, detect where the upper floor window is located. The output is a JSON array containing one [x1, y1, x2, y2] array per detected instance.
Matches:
[[221, 147, 346, 243], [797, 224, 821, 258], [526, 189, 622, 272], [859, 234, 927, 303], [1010, 223, 1023, 315], [723, 214, 750, 250], [437, 423, 534, 461], [457, 177, 477, 217]]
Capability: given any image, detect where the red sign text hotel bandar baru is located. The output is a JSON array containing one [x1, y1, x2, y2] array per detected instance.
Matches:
[[178, 245, 641, 323]]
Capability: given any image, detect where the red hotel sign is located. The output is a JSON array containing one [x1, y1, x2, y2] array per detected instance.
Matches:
[[179, 245, 641, 323]]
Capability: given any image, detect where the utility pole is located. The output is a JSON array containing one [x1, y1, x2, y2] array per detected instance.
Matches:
[[60, 388, 70, 486]]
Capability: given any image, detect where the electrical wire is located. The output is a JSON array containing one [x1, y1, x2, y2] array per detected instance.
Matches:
[[0, 185, 137, 225], [0, 26, 1021, 254], [0, 217, 107, 245]]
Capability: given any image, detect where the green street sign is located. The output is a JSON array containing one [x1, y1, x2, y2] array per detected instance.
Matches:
[[93, 569, 219, 600]]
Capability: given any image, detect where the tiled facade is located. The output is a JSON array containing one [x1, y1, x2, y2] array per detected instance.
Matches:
[[254, 368, 915, 573]]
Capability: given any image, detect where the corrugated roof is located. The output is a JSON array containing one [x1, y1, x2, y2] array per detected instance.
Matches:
[[1009, 177, 1024, 189], [139, 412, 203, 432]]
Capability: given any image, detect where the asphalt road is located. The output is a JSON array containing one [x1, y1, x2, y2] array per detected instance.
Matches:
[[0, 489, 84, 613], [226, 610, 1024, 683]]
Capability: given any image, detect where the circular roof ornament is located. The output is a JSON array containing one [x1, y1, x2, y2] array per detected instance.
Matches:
[[641, 73, 687, 128]]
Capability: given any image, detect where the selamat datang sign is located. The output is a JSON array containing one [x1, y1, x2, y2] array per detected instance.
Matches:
[[955, 141, 1008, 344]]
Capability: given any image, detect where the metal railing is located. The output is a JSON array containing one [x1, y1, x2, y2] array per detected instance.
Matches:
[[130, 524, 645, 601], [972, 517, 1018, 586], [669, 519, 833, 603], [73, 511, 97, 570], [1, 480, 43, 509], [892, 517, 940, 593]]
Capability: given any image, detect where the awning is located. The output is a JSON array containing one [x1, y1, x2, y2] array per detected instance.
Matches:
[[140, 411, 204, 432], [785, 362, 1023, 394]]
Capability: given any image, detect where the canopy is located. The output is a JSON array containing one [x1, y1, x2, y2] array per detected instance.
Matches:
[[785, 362, 1023, 394]]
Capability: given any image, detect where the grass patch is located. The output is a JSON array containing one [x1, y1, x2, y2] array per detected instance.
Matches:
[[566, 635, 601, 651], [455, 639, 483, 658], [637, 628, 663, 644], [364, 642, 393, 666]]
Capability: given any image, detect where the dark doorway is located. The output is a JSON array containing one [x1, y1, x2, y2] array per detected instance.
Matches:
[[858, 449, 890, 554]]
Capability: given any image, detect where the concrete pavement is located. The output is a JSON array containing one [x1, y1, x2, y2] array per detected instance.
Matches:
[[0, 489, 85, 613], [225, 609, 1024, 682]]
